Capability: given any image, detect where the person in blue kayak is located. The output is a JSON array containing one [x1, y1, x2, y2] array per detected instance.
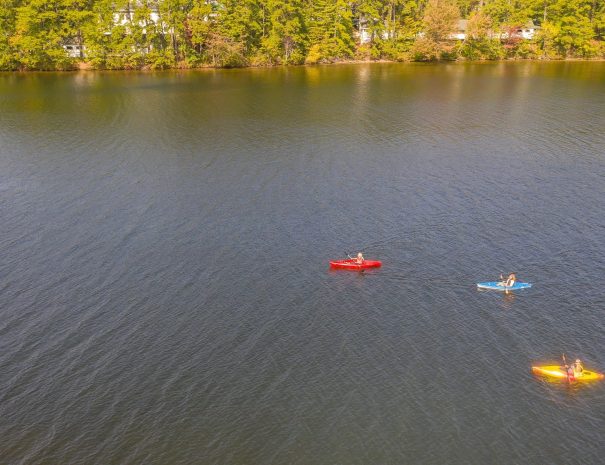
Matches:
[[498, 272, 516, 287], [355, 252, 365, 264], [506, 273, 516, 287]]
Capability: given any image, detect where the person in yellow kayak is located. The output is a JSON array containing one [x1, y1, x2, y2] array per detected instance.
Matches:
[[355, 252, 365, 264], [498, 272, 516, 287], [573, 359, 584, 377]]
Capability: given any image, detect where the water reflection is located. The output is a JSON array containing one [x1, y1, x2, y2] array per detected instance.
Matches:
[[500, 291, 516, 308]]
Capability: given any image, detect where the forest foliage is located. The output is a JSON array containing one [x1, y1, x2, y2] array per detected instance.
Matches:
[[1, 0, 604, 70]]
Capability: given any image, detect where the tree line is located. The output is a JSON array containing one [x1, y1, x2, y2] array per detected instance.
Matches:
[[0, 0, 604, 70]]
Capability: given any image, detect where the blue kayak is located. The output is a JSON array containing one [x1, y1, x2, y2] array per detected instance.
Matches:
[[477, 282, 532, 291]]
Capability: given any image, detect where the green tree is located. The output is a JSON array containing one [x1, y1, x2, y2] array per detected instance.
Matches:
[[593, 0, 605, 41], [218, 0, 262, 57], [84, 0, 146, 69], [11, 0, 92, 69], [160, 0, 191, 65], [132, 0, 172, 68], [594, 0, 605, 40], [484, 0, 525, 25], [540, 0, 595, 56], [185, 0, 214, 63], [0, 0, 19, 69], [457, 0, 482, 18], [460, 9, 504, 59], [306, 0, 355, 62], [384, 0, 415, 40], [355, 0, 385, 45], [259, 0, 307, 64]]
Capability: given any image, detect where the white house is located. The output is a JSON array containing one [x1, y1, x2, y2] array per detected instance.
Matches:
[[513, 21, 539, 40], [112, 7, 166, 33], [62, 6, 165, 58], [355, 17, 394, 44], [63, 43, 85, 58], [417, 19, 469, 40], [450, 19, 468, 40], [448, 19, 539, 41]]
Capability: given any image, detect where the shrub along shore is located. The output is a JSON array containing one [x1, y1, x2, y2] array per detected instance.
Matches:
[[1, 0, 604, 71]]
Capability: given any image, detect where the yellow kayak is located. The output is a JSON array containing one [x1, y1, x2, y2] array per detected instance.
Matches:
[[532, 365, 604, 381]]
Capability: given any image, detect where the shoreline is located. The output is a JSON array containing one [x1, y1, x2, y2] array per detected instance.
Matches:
[[2, 57, 605, 73]]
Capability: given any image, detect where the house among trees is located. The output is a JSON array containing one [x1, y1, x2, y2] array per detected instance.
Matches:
[[354, 16, 393, 45], [112, 5, 163, 30], [63, 44, 85, 58], [512, 21, 539, 40], [450, 20, 468, 40], [356, 19, 372, 45], [447, 19, 538, 41], [62, 2, 173, 58]]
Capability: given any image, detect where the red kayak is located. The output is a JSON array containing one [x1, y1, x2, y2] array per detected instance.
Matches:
[[329, 259, 382, 271]]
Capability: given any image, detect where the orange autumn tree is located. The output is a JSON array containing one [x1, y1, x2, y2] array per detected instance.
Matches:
[[411, 0, 460, 60]]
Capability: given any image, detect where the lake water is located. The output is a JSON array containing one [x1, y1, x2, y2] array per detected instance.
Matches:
[[1, 62, 604, 464]]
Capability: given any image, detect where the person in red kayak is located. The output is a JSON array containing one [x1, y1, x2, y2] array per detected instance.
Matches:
[[355, 252, 364, 264]]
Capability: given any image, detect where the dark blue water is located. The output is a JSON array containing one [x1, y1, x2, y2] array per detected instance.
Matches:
[[1, 63, 604, 464]]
